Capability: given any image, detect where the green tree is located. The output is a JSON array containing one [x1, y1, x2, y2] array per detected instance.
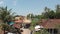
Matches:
[[55, 5, 60, 19], [0, 6, 15, 34], [42, 7, 50, 19], [0, 6, 15, 23], [34, 15, 42, 19], [44, 7, 50, 12], [27, 13, 35, 19], [42, 7, 56, 19], [48, 10, 55, 19], [56, 5, 60, 12]]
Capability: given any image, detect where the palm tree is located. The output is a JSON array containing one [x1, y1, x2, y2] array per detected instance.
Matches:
[[0, 6, 15, 34], [0, 6, 15, 23]]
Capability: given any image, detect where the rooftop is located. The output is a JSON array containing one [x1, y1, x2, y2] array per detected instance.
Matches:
[[40, 19, 60, 29]]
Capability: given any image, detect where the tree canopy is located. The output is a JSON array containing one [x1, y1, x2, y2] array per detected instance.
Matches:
[[0, 6, 14, 23], [41, 5, 60, 19]]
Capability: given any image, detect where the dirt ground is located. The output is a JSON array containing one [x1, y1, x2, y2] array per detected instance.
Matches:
[[21, 29, 31, 34]]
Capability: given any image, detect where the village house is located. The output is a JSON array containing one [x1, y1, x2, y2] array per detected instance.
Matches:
[[14, 15, 31, 28], [40, 19, 60, 34], [14, 15, 31, 34], [13, 15, 24, 28]]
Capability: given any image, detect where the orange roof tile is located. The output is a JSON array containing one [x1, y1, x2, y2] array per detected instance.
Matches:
[[40, 19, 60, 29]]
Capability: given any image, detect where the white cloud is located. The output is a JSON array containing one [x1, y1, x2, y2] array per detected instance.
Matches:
[[0, 1, 4, 5]]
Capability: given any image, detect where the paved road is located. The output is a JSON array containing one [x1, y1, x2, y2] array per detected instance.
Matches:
[[21, 29, 31, 34]]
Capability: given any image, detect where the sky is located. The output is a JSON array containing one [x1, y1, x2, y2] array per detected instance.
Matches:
[[0, 0, 60, 16]]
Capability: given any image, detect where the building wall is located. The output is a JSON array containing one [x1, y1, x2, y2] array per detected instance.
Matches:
[[47, 29, 58, 34], [58, 29, 60, 34]]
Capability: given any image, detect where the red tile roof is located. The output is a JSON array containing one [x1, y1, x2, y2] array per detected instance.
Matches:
[[40, 19, 60, 29]]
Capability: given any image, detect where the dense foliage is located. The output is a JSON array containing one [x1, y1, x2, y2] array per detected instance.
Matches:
[[27, 5, 60, 20], [0, 6, 14, 23], [27, 5, 60, 34], [42, 5, 60, 19], [0, 6, 15, 34], [0, 5, 60, 34]]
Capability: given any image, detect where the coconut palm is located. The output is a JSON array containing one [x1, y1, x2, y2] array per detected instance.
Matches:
[[0, 6, 15, 34], [0, 6, 15, 23]]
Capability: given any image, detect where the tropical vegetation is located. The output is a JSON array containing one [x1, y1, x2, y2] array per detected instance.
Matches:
[[0, 4, 60, 34]]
